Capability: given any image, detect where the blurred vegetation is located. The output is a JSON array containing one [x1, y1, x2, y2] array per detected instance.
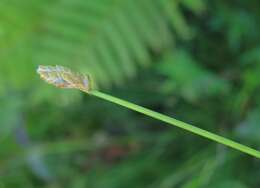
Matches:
[[1, 0, 260, 187]]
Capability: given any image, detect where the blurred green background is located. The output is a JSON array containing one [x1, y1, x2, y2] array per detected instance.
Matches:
[[1, 0, 260, 187]]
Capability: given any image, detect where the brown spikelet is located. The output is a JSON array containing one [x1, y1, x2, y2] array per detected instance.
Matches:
[[37, 65, 91, 92]]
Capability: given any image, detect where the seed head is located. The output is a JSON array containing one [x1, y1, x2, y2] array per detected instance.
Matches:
[[37, 65, 91, 92]]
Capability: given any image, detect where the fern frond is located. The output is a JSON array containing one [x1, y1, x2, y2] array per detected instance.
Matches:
[[1, 0, 205, 90], [34, 0, 182, 88]]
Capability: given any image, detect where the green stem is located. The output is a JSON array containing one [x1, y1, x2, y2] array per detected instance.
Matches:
[[89, 90, 260, 158]]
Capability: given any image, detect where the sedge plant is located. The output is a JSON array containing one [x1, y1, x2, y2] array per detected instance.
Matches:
[[37, 65, 260, 158]]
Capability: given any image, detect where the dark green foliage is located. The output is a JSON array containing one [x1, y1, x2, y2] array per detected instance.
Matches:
[[157, 50, 230, 102], [1, 0, 260, 187]]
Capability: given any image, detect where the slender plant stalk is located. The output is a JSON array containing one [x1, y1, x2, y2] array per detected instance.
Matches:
[[89, 90, 260, 158], [36, 65, 260, 158]]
